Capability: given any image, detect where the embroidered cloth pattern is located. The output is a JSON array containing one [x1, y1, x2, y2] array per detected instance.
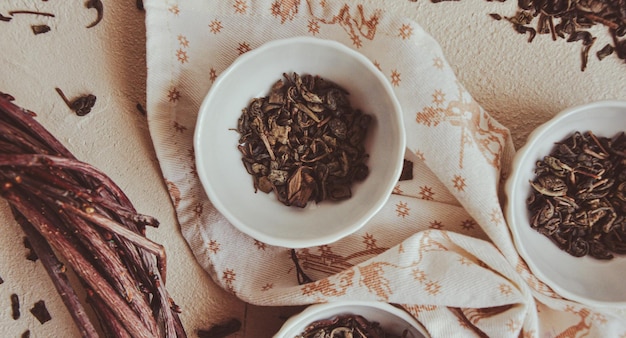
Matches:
[[145, 1, 626, 336]]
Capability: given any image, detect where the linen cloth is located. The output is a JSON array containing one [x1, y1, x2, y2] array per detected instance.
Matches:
[[144, 0, 626, 336]]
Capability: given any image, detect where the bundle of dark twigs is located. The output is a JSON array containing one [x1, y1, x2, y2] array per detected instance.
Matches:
[[0, 93, 186, 337]]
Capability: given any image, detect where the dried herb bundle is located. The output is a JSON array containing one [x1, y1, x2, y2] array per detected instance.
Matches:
[[236, 72, 371, 208], [297, 314, 409, 338], [0, 94, 186, 337], [527, 131, 626, 259]]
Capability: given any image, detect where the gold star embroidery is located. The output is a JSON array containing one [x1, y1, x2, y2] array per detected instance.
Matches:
[[177, 35, 189, 47], [412, 268, 426, 282], [194, 203, 203, 217], [209, 68, 218, 82], [373, 60, 382, 71], [363, 233, 377, 250], [271, 1, 281, 17], [351, 34, 362, 48], [460, 219, 476, 231], [419, 186, 434, 200], [237, 42, 251, 55], [167, 88, 181, 102], [399, 23, 413, 40], [591, 312, 607, 324], [432, 89, 445, 106], [261, 283, 273, 291], [207, 240, 220, 254], [173, 121, 187, 133], [490, 208, 503, 226], [308, 19, 320, 35], [168, 4, 180, 15], [396, 201, 410, 218], [505, 318, 521, 332], [234, 0, 247, 14], [319, 245, 332, 256], [433, 57, 444, 69], [209, 20, 223, 34], [458, 257, 472, 266], [176, 49, 188, 63], [393, 184, 403, 195], [223, 269, 236, 283], [499, 283, 513, 296], [452, 175, 466, 192], [254, 240, 267, 250], [390, 69, 401, 87], [415, 150, 425, 161], [425, 280, 441, 295], [429, 220, 443, 230]]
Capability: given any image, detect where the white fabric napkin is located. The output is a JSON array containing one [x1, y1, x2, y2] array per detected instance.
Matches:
[[145, 0, 626, 336]]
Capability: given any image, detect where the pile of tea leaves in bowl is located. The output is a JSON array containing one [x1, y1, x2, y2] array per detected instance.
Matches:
[[296, 314, 410, 338], [236, 72, 371, 208], [527, 131, 626, 259]]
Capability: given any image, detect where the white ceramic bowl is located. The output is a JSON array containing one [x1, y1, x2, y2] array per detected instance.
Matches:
[[274, 301, 429, 338], [194, 37, 405, 248], [505, 100, 626, 307]]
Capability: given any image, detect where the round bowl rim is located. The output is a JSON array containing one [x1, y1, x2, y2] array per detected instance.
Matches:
[[273, 300, 430, 337], [504, 99, 626, 308], [193, 36, 406, 248]]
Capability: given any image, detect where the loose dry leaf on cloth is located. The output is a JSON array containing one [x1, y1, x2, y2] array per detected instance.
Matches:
[[144, 0, 626, 336]]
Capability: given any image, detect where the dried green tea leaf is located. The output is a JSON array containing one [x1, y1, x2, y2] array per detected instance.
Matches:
[[236, 72, 371, 208], [527, 131, 626, 260]]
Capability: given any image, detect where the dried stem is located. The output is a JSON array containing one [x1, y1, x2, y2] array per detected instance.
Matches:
[[13, 211, 99, 338], [0, 95, 186, 337]]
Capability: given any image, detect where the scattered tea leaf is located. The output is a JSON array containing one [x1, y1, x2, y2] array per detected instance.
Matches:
[[136, 103, 146, 116], [30, 300, 52, 324], [11, 293, 20, 320], [399, 159, 414, 181], [55, 87, 97, 116], [597, 44, 615, 60], [8, 10, 55, 18], [85, 0, 103, 28], [489, 13, 502, 20], [0, 13, 12, 21], [422, 0, 626, 70], [31, 24, 50, 35], [21, 331, 30, 338], [0, 274, 4, 284], [290, 249, 314, 284]]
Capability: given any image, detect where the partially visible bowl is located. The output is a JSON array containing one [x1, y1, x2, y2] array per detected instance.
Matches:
[[274, 301, 430, 338], [194, 37, 405, 248], [505, 100, 626, 307]]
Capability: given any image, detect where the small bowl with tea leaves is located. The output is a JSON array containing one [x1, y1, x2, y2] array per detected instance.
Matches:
[[505, 100, 626, 307], [274, 301, 430, 338], [194, 37, 405, 248]]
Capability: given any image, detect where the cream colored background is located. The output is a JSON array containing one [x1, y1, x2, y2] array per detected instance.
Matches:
[[0, 0, 624, 337]]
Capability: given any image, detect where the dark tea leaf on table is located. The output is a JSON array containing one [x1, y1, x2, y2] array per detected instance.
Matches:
[[30, 300, 52, 324], [11, 294, 20, 319], [31, 25, 50, 35]]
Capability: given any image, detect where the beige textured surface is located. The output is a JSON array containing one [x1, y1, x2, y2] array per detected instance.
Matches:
[[0, 1, 624, 337]]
